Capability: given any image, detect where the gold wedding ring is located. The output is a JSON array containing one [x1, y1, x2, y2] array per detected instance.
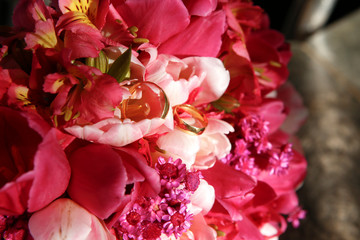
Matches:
[[173, 104, 208, 135]]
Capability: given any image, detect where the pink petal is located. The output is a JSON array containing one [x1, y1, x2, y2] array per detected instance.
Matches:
[[12, 0, 50, 31], [258, 150, 307, 195], [0, 67, 11, 100], [183, 0, 217, 16], [116, 0, 190, 45], [189, 214, 217, 240], [67, 144, 127, 219], [234, 215, 265, 240], [65, 118, 166, 147], [277, 82, 308, 135], [250, 181, 277, 207], [0, 172, 33, 215], [158, 11, 226, 57], [183, 57, 230, 106], [117, 147, 161, 196], [190, 179, 215, 215], [240, 99, 286, 134], [28, 129, 71, 212], [202, 160, 256, 200]]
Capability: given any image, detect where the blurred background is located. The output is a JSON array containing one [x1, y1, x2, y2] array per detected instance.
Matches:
[[1, 0, 360, 239]]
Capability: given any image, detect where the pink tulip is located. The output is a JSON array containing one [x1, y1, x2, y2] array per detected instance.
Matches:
[[29, 198, 115, 240], [0, 107, 70, 215]]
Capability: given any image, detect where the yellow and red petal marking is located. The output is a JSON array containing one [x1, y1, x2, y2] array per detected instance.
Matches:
[[43, 73, 68, 94], [57, 11, 96, 31], [25, 20, 58, 49], [10, 85, 32, 107], [59, 0, 99, 24]]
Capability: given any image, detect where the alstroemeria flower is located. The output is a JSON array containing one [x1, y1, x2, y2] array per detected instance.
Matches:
[[54, 0, 111, 59], [29, 198, 115, 240], [0, 107, 70, 215], [43, 62, 130, 126], [66, 143, 160, 219]]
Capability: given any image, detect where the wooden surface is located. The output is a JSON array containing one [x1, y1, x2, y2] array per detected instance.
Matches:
[[281, 9, 360, 240]]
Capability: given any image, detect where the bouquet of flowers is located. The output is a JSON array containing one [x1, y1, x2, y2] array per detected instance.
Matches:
[[0, 0, 308, 239]]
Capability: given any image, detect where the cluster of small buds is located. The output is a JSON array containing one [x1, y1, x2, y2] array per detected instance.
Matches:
[[223, 114, 294, 176], [240, 114, 272, 153], [114, 157, 200, 240], [287, 207, 306, 228], [268, 143, 293, 175], [0, 214, 31, 240]]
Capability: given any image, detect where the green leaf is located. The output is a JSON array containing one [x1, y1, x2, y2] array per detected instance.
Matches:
[[212, 94, 240, 113], [85, 50, 109, 73], [107, 46, 132, 83]]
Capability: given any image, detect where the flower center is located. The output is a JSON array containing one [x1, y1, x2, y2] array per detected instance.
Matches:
[[126, 211, 141, 226], [158, 163, 178, 179], [185, 172, 200, 192], [171, 212, 185, 227], [142, 223, 162, 240]]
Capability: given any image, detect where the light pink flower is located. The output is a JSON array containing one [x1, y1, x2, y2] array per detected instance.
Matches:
[[195, 118, 234, 169], [145, 50, 230, 107], [28, 198, 115, 240], [156, 118, 233, 169], [0, 107, 70, 216]]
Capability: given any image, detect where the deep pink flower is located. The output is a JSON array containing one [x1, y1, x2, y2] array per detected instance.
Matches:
[[66, 143, 160, 219], [114, 0, 226, 57], [0, 107, 70, 215]]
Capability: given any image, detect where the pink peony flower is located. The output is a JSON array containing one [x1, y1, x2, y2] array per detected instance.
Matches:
[[28, 198, 115, 240], [0, 107, 70, 215]]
